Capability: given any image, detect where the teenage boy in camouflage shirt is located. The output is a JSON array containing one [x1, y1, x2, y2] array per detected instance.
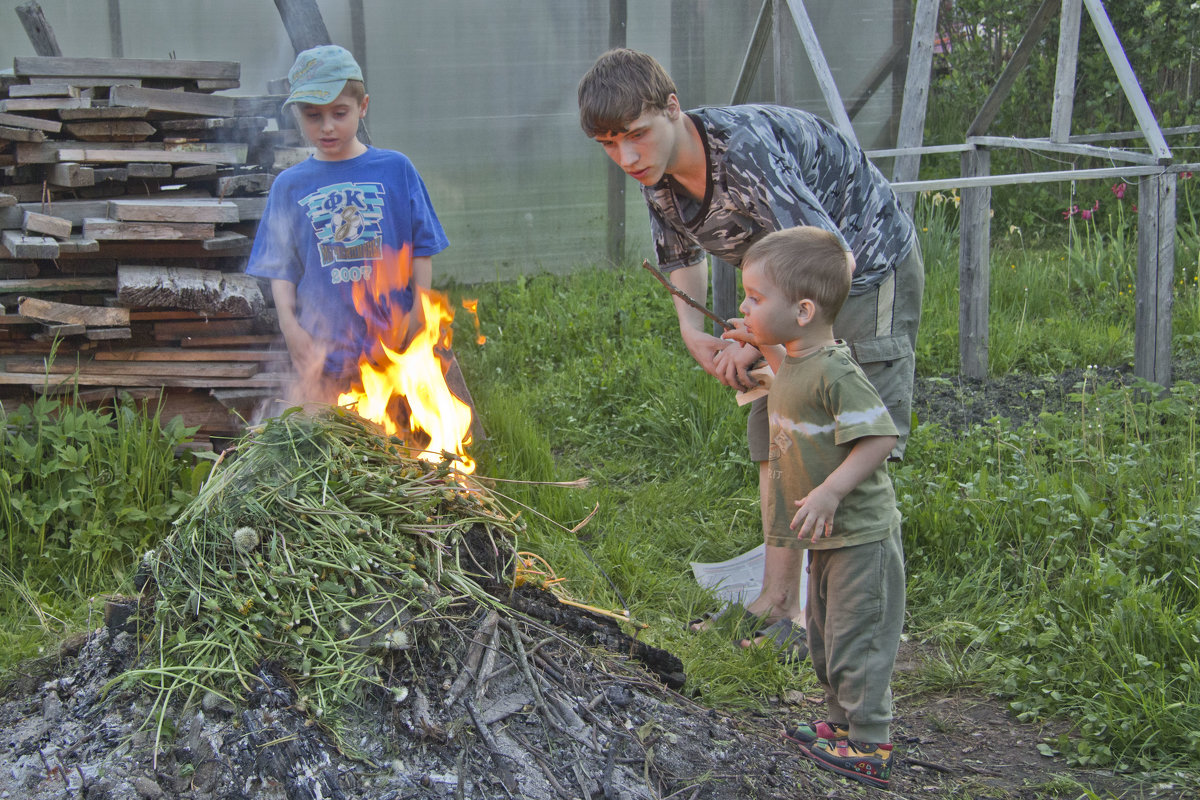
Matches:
[[723, 226, 904, 790], [578, 48, 922, 646]]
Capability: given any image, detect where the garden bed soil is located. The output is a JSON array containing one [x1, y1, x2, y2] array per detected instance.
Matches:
[[0, 368, 1195, 800]]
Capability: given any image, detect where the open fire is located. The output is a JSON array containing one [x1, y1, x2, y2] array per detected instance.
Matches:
[[335, 246, 475, 474]]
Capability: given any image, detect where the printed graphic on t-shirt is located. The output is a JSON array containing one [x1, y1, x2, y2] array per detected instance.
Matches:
[[298, 181, 386, 278]]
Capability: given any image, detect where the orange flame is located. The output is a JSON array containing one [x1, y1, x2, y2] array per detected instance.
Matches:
[[336, 245, 475, 474], [461, 298, 486, 345]]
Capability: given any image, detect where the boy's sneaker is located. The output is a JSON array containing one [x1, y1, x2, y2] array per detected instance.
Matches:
[[783, 720, 848, 749], [807, 738, 894, 789]]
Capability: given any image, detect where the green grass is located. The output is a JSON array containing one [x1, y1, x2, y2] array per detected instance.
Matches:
[[2, 205, 1199, 783], [445, 205, 1200, 778]]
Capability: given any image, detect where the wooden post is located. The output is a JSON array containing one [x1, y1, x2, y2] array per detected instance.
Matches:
[[892, 0, 939, 216], [15, 1, 62, 57], [605, 0, 627, 266], [959, 147, 991, 379], [967, 0, 1061, 137], [1135, 173, 1176, 388], [1050, 0, 1082, 142], [731, 0, 773, 105], [273, 0, 332, 54], [1082, 0, 1171, 162], [108, 0, 124, 58], [773, 0, 798, 107], [783, 0, 856, 143]]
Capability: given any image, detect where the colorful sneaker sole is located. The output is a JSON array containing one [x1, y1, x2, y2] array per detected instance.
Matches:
[[807, 741, 893, 789]]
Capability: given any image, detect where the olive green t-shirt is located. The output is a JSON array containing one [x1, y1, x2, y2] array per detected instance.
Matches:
[[766, 343, 901, 550]]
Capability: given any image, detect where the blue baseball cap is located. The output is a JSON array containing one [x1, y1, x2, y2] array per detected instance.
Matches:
[[284, 45, 363, 107]]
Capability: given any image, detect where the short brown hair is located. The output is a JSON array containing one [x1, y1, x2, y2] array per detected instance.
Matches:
[[578, 49, 677, 137], [743, 227, 854, 323], [342, 79, 367, 103]]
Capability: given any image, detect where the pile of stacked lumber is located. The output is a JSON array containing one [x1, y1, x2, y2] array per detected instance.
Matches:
[[0, 55, 309, 443]]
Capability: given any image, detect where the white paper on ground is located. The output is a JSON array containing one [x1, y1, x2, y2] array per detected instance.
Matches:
[[689, 543, 808, 610]]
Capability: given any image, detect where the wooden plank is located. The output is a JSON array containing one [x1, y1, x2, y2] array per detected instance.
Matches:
[[1050, 0, 1083, 143], [273, 0, 333, 53], [57, 105, 149, 121], [967, 135, 1159, 165], [0, 125, 47, 143], [15, 1, 63, 57], [108, 198, 238, 223], [891, 0, 940, 215], [117, 264, 264, 315], [154, 318, 254, 340], [14, 57, 240, 81], [0, 111, 62, 133], [109, 85, 236, 117], [83, 218, 216, 240], [48, 162, 95, 187], [5, 358, 259, 378], [0, 371, 286, 389], [158, 116, 268, 134], [32, 323, 85, 340], [56, 237, 100, 254], [202, 231, 252, 250], [217, 173, 273, 196], [193, 79, 241, 92], [18, 296, 129, 327], [958, 148, 991, 379], [181, 334, 278, 348], [273, 147, 313, 171], [84, 327, 131, 341], [0, 276, 114, 293], [0, 97, 87, 112], [173, 164, 218, 179], [28, 76, 141, 88], [22, 210, 72, 239], [126, 162, 174, 177], [54, 147, 244, 165], [968, 0, 1062, 137], [1135, 174, 1176, 388], [0, 231, 58, 259], [0, 194, 18, 209], [95, 347, 287, 362], [1082, 0, 1172, 163], [233, 96, 287, 118], [7, 82, 79, 98], [64, 120, 156, 142]]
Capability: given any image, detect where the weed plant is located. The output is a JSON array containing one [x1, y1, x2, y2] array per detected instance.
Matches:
[[0, 391, 205, 666]]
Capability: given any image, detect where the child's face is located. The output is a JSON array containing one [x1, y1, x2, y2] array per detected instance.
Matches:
[[591, 96, 680, 186], [296, 87, 369, 161], [739, 259, 802, 347]]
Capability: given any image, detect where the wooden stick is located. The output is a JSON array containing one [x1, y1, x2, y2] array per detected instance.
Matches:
[[641, 259, 732, 331]]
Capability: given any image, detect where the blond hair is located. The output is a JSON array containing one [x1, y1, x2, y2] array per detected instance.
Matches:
[[743, 227, 854, 323]]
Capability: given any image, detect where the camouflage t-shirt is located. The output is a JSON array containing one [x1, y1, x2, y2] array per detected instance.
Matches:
[[765, 343, 900, 549], [645, 105, 915, 294]]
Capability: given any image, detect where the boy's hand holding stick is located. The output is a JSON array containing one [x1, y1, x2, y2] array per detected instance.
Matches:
[[641, 260, 771, 404]]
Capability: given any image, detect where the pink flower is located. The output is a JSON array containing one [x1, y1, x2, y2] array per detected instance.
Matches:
[[1183, 171, 1194, 180], [1063, 204, 1080, 219], [1111, 182, 1126, 199], [1080, 208, 1093, 220]]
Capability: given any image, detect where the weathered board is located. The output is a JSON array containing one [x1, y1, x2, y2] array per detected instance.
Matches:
[[108, 199, 239, 223], [82, 218, 217, 240], [18, 296, 130, 327], [65, 120, 156, 142], [14, 57, 240, 82], [22, 210, 73, 239], [117, 264, 264, 315], [109, 85, 236, 117], [0, 111, 61, 132]]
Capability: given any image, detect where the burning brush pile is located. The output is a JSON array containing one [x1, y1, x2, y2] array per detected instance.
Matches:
[[0, 405, 817, 800]]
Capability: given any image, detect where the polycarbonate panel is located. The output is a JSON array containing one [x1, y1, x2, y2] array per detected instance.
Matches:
[[1, 1, 908, 283]]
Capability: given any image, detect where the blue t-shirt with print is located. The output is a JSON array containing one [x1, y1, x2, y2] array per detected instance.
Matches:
[[247, 146, 449, 377]]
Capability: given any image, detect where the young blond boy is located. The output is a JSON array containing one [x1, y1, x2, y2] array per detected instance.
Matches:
[[247, 45, 449, 403], [724, 226, 905, 789]]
